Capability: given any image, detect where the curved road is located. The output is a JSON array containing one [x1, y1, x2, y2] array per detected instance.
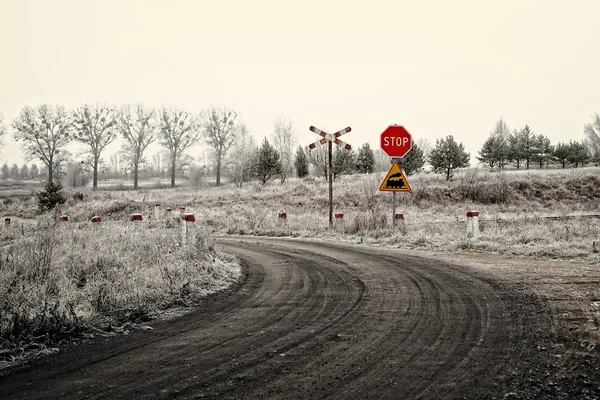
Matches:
[[0, 237, 584, 399]]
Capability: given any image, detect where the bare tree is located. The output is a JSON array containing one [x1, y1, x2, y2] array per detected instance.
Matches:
[[116, 104, 157, 190], [72, 104, 118, 190], [270, 117, 296, 183], [12, 104, 72, 183], [228, 122, 256, 188], [415, 138, 433, 167], [203, 107, 237, 186], [584, 113, 600, 149], [157, 107, 201, 187], [0, 114, 7, 148]]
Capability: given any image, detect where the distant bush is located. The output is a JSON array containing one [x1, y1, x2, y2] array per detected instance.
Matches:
[[36, 181, 67, 212]]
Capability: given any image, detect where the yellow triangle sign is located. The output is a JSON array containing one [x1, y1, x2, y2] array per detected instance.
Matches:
[[379, 162, 411, 192]]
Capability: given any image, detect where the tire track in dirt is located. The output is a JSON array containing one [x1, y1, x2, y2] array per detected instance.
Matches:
[[0, 237, 571, 399]]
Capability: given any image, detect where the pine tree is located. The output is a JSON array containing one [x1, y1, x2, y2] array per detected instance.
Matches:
[[396, 141, 425, 175], [355, 143, 375, 174], [429, 135, 470, 180], [477, 136, 498, 168], [30, 164, 39, 180], [553, 142, 570, 168], [253, 138, 283, 184], [1, 163, 9, 180], [20, 164, 29, 180], [9, 164, 19, 180], [567, 141, 590, 167], [36, 180, 67, 211], [332, 147, 355, 179], [294, 145, 309, 178], [532, 134, 553, 168]]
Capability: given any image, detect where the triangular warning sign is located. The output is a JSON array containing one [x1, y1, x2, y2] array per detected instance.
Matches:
[[379, 162, 411, 192]]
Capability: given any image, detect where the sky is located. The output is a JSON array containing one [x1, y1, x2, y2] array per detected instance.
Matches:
[[1, 0, 599, 167]]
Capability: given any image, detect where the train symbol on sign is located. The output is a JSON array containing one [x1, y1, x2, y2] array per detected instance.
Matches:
[[379, 162, 411, 192], [383, 173, 407, 189]]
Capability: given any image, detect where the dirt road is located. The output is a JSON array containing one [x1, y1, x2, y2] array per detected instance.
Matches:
[[1, 238, 599, 399]]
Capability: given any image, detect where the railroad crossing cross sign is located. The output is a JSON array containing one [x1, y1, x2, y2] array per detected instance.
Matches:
[[307, 125, 353, 228], [308, 126, 352, 150], [379, 162, 411, 192]]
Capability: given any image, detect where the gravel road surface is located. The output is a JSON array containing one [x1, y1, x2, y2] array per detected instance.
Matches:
[[1, 237, 598, 399]]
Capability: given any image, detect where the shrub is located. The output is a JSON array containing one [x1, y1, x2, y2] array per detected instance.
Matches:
[[36, 181, 67, 212]]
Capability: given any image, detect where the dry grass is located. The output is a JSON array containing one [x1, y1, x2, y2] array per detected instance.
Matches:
[[0, 220, 240, 363]]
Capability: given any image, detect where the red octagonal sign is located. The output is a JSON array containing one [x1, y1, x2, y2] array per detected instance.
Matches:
[[380, 125, 413, 158]]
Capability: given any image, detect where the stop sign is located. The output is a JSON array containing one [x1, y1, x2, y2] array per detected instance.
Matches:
[[380, 125, 412, 158]]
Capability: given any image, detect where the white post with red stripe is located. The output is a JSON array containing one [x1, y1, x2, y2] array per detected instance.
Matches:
[[278, 212, 287, 227], [466, 211, 479, 238], [335, 213, 345, 234], [182, 213, 196, 245], [395, 213, 407, 235]]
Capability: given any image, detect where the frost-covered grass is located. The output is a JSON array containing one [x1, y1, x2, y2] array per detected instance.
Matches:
[[0, 220, 240, 363]]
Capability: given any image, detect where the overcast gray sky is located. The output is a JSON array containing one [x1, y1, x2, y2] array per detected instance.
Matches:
[[1, 0, 599, 167]]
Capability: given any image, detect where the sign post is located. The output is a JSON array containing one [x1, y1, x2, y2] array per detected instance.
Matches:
[[379, 125, 413, 227], [308, 126, 352, 228]]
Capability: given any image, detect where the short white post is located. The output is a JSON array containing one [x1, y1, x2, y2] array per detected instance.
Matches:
[[335, 213, 345, 234], [466, 211, 479, 238], [130, 213, 143, 224], [182, 213, 195, 245], [154, 203, 161, 219], [278, 212, 287, 227], [4, 217, 10, 228], [395, 213, 407, 235], [179, 207, 186, 218]]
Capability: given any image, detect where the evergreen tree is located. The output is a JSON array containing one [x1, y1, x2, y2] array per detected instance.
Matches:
[[479, 118, 510, 168], [1, 163, 8, 180], [355, 143, 375, 174], [20, 164, 29, 180], [396, 141, 425, 175], [253, 138, 282, 184], [567, 141, 590, 167], [9, 164, 19, 179], [553, 142, 570, 168], [517, 125, 537, 169], [507, 130, 525, 169], [532, 134, 553, 168], [36, 180, 67, 211], [477, 136, 498, 168], [332, 147, 355, 179], [429, 135, 470, 180], [30, 164, 39, 180], [294, 145, 309, 178]]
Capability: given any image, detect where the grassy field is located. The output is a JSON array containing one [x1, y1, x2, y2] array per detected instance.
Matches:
[[0, 166, 598, 364]]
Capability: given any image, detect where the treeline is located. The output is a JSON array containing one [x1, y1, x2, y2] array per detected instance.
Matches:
[[477, 118, 600, 170], [0, 163, 40, 181], [1, 108, 599, 189]]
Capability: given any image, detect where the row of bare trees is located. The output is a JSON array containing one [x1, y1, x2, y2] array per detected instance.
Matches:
[[3, 104, 241, 189]]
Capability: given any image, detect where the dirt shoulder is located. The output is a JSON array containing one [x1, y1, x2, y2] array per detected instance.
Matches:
[[396, 248, 600, 346]]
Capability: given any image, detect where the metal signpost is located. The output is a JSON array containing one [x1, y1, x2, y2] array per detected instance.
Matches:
[[379, 125, 413, 227], [308, 126, 352, 228]]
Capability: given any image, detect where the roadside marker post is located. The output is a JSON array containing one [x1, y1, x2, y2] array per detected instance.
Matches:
[[182, 213, 196, 245], [4, 217, 10, 228], [395, 213, 407, 235], [335, 213, 345, 234], [307, 125, 352, 228], [278, 212, 287, 227], [466, 211, 480, 238]]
